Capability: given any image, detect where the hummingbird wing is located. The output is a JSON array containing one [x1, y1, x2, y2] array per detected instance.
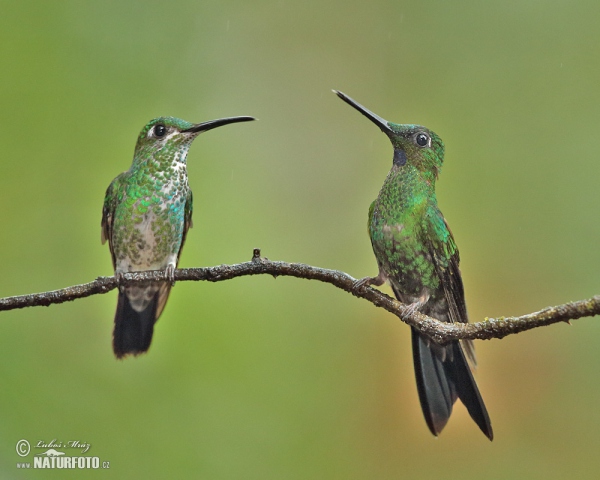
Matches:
[[425, 208, 475, 362], [367, 200, 376, 233], [176, 189, 193, 264], [413, 205, 492, 439], [101, 172, 126, 269]]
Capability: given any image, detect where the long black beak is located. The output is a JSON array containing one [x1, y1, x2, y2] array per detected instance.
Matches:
[[333, 90, 392, 134], [183, 116, 256, 134]]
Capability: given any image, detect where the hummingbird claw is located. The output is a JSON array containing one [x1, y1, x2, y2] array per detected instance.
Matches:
[[353, 276, 373, 290], [353, 270, 386, 290], [115, 272, 126, 292], [403, 302, 420, 318], [165, 264, 176, 285], [402, 294, 429, 320]]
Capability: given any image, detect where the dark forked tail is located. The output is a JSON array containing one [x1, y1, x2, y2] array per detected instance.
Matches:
[[411, 328, 493, 440]]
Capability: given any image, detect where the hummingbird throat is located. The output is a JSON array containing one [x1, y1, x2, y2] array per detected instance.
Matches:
[[393, 149, 407, 166]]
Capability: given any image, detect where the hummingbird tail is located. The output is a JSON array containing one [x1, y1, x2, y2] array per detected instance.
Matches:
[[411, 328, 493, 440], [112, 285, 171, 359]]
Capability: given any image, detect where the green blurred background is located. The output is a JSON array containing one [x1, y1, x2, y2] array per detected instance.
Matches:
[[1, 0, 599, 478]]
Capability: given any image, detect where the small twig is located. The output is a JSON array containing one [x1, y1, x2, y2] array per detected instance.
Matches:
[[0, 249, 598, 344]]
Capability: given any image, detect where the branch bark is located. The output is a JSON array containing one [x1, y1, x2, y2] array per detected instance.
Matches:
[[1, 248, 598, 344]]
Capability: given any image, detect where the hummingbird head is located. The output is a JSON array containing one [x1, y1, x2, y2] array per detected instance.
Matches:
[[333, 90, 445, 180], [133, 115, 255, 163]]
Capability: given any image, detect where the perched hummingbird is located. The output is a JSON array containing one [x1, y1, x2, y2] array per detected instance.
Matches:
[[101, 115, 255, 358], [334, 90, 492, 440]]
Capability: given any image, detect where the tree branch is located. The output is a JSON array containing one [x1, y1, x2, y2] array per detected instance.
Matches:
[[1, 249, 598, 344]]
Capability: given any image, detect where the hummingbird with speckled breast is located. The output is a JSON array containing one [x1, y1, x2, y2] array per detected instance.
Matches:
[[102, 115, 255, 358], [334, 90, 492, 439]]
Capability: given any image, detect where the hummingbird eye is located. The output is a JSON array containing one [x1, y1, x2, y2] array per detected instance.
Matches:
[[415, 133, 430, 147], [153, 124, 167, 137]]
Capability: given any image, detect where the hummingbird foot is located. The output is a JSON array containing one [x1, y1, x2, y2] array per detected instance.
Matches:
[[402, 293, 430, 320], [115, 272, 126, 293], [353, 270, 387, 290], [165, 264, 176, 285], [403, 302, 421, 319]]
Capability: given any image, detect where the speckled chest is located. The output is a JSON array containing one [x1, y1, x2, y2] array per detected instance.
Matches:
[[113, 162, 189, 270]]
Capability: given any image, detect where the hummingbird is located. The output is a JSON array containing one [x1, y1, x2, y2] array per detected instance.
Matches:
[[334, 90, 492, 440], [101, 115, 255, 358]]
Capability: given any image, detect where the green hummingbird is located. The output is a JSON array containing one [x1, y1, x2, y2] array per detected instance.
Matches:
[[101, 115, 255, 358], [334, 90, 492, 440]]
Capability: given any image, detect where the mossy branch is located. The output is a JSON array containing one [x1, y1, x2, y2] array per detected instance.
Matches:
[[1, 249, 598, 344]]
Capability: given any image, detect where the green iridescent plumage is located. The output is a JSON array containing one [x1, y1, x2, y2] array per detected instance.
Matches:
[[102, 115, 255, 358], [335, 90, 492, 439]]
